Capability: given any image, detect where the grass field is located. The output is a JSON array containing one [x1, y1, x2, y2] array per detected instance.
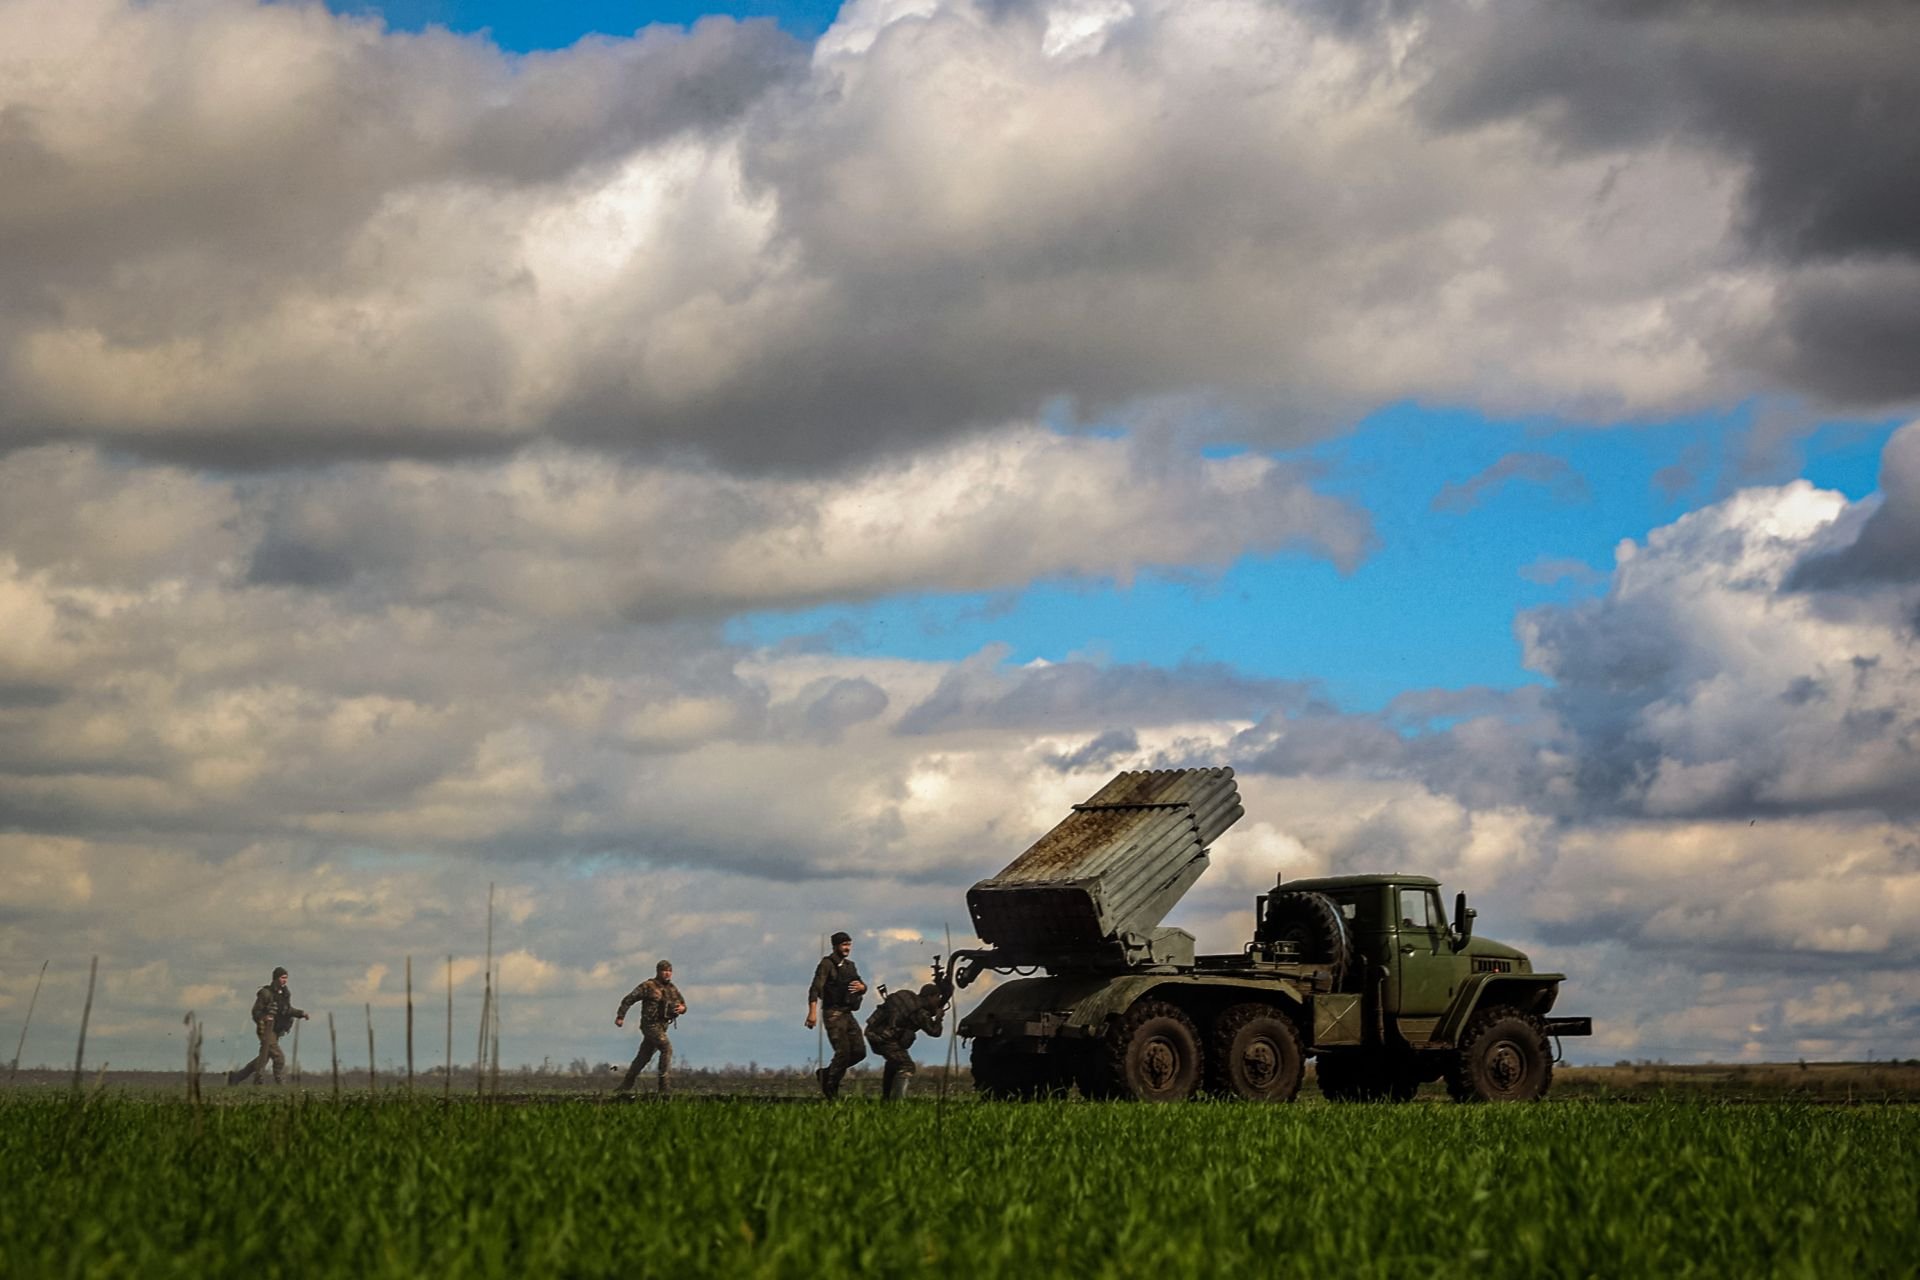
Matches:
[[5, 1093, 1917, 1278]]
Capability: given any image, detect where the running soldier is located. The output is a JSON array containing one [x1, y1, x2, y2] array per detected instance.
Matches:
[[227, 966, 308, 1086], [805, 931, 867, 1099], [864, 976, 950, 1101], [615, 960, 686, 1095]]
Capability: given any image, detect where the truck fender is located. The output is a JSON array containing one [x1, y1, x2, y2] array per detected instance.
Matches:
[[1434, 973, 1564, 1046]]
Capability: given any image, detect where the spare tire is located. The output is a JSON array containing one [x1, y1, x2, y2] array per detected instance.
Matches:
[[1260, 890, 1351, 980]]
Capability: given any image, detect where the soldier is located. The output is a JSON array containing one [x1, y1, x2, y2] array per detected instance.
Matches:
[[804, 931, 867, 1099], [227, 966, 308, 1086], [615, 959, 686, 1095], [864, 979, 949, 1102]]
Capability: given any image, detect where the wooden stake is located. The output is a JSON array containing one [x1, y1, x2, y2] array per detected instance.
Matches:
[[71, 955, 98, 1096], [9, 959, 47, 1084], [365, 1002, 377, 1098], [183, 1012, 198, 1105], [328, 1011, 340, 1102], [291, 1017, 301, 1086], [444, 953, 453, 1102], [405, 954, 415, 1092]]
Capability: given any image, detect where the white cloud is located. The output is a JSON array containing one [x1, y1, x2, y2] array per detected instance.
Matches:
[[5, 1, 1920, 1073], [5, 0, 1897, 469]]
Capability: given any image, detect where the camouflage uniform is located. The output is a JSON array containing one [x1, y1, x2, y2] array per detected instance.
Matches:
[[616, 976, 685, 1093], [231, 973, 304, 1085], [809, 953, 866, 1098], [864, 985, 946, 1101]]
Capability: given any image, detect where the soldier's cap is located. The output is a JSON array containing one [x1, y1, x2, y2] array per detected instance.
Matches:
[[271, 966, 288, 981], [830, 931, 852, 946], [918, 984, 943, 1001], [655, 959, 672, 972]]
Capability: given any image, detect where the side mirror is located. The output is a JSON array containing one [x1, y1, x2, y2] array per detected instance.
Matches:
[[1452, 891, 1477, 949]]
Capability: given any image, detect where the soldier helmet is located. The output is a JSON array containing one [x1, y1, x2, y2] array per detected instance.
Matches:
[[271, 966, 288, 981], [919, 983, 943, 1002], [655, 959, 672, 972], [830, 931, 852, 946]]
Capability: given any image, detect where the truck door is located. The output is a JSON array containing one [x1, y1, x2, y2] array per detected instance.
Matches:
[[1391, 886, 1462, 1021]]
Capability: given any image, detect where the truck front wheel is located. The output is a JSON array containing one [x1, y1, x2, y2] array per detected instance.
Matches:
[[1447, 1006, 1552, 1103], [1096, 1000, 1203, 1102], [1207, 1003, 1304, 1101]]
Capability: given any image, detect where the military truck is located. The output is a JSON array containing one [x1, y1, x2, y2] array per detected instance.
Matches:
[[953, 767, 1591, 1102]]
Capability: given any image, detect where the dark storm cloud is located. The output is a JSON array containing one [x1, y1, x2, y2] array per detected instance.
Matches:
[[1790, 422, 1920, 588], [1042, 728, 1140, 773], [1415, 0, 1920, 406], [768, 677, 890, 742]]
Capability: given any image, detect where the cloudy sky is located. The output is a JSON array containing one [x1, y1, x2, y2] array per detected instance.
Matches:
[[3, 0, 1917, 1075]]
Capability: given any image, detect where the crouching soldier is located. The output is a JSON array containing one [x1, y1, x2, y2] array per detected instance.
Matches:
[[228, 966, 308, 1086], [615, 960, 686, 1096], [864, 980, 948, 1101], [805, 931, 866, 1099]]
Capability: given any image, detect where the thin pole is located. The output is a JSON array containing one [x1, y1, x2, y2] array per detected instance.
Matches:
[[71, 955, 98, 1095], [405, 955, 415, 1092], [328, 1012, 340, 1102], [444, 954, 453, 1102], [291, 1018, 302, 1086], [816, 933, 826, 1073], [10, 959, 47, 1083], [475, 982, 490, 1099], [489, 996, 501, 1099], [477, 884, 493, 1098], [365, 1002, 377, 1098]]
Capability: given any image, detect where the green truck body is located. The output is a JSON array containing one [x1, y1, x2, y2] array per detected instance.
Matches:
[[954, 768, 1591, 1102]]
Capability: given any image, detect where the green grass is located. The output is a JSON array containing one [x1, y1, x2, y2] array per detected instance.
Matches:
[[4, 1096, 1916, 1277]]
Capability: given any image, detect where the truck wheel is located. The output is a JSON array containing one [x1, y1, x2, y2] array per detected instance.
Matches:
[[1315, 1051, 1417, 1103], [1207, 1003, 1304, 1102], [1260, 891, 1351, 981], [1100, 1000, 1202, 1102], [1447, 1006, 1552, 1103]]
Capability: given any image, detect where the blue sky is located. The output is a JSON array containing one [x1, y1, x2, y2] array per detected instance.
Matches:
[[327, 0, 843, 44], [733, 408, 1900, 709]]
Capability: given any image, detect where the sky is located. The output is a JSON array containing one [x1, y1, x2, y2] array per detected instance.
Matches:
[[2, 0, 1918, 1076]]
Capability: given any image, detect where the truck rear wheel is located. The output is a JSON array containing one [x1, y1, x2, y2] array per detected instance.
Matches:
[[1207, 1003, 1304, 1101], [1447, 1006, 1552, 1103], [1095, 1000, 1202, 1102]]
